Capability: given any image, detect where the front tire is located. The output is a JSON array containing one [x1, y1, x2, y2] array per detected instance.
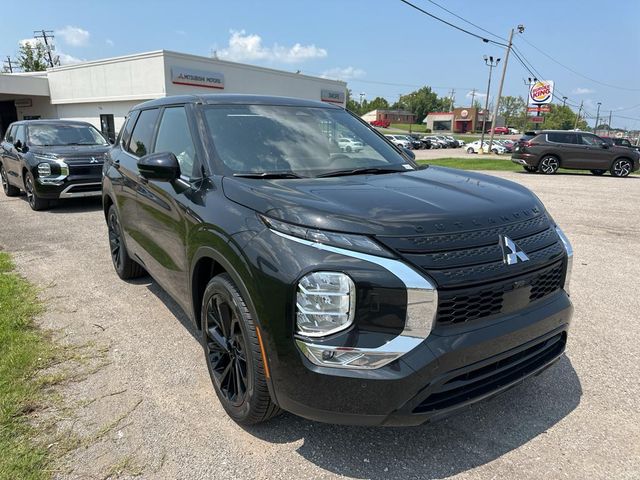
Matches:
[[467, 147, 474, 154], [610, 158, 633, 177], [107, 205, 146, 279], [1, 164, 20, 197], [24, 172, 49, 211], [539, 156, 559, 174], [201, 274, 281, 425]]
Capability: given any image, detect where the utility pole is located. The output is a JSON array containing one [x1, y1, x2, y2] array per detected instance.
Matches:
[[488, 25, 525, 153], [608, 110, 612, 136], [359, 92, 366, 106], [594, 102, 601, 135], [562, 97, 567, 108], [574, 100, 584, 130], [480, 55, 500, 151], [3, 56, 19, 73], [448, 88, 456, 111], [468, 89, 477, 108], [33, 30, 56, 68]]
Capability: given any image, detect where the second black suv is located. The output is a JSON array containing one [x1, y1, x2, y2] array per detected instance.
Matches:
[[0, 120, 110, 210], [103, 94, 573, 426], [512, 130, 639, 176]]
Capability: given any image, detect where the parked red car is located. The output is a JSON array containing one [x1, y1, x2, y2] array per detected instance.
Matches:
[[370, 119, 391, 128], [493, 126, 510, 135]]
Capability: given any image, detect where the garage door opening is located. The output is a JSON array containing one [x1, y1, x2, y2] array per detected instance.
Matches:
[[0, 101, 18, 139]]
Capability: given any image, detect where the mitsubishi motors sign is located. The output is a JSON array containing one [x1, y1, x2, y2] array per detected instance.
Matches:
[[171, 67, 225, 89], [529, 80, 554, 105]]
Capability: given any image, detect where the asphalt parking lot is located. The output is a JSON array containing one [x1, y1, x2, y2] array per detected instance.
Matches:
[[0, 170, 638, 479], [412, 148, 504, 161]]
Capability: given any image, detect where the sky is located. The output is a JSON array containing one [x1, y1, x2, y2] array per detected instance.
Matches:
[[2, 0, 639, 129]]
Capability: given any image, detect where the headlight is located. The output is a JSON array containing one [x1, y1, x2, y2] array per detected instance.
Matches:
[[296, 271, 355, 337], [262, 215, 392, 257], [37, 162, 51, 177], [555, 226, 573, 295]]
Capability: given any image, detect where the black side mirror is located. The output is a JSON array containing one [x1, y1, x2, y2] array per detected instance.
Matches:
[[600, 142, 609, 149], [402, 147, 415, 160], [138, 152, 180, 181]]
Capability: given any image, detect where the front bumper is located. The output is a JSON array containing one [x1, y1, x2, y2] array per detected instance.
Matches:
[[275, 290, 572, 426], [34, 174, 102, 199]]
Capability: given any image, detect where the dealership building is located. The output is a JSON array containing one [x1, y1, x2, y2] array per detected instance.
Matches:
[[0, 49, 347, 140], [423, 107, 503, 133]]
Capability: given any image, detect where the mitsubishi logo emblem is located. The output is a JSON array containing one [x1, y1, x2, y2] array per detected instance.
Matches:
[[89, 157, 99, 164], [499, 235, 529, 265]]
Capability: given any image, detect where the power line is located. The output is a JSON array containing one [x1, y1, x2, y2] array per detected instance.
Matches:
[[421, 0, 508, 42], [518, 36, 640, 92], [398, 0, 508, 46]]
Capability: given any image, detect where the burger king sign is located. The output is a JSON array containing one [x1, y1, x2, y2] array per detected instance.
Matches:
[[529, 80, 554, 105]]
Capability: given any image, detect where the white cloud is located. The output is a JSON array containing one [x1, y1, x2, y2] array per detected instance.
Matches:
[[217, 30, 327, 63], [105, 38, 114, 47], [572, 87, 595, 95], [321, 66, 365, 80], [56, 26, 90, 47], [466, 90, 487, 99], [176, 30, 187, 36], [56, 51, 83, 65], [20, 38, 41, 48]]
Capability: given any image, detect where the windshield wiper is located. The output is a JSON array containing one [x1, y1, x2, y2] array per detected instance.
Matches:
[[233, 171, 303, 179], [317, 167, 407, 178]]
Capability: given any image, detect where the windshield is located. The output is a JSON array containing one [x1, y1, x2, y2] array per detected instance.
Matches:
[[203, 105, 411, 177], [28, 124, 108, 146]]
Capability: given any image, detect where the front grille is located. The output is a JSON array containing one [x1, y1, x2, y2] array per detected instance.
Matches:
[[436, 260, 564, 325], [412, 332, 566, 413], [69, 164, 102, 176], [376, 214, 567, 326]]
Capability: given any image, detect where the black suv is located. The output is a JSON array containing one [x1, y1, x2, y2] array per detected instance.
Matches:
[[103, 94, 574, 426], [512, 130, 639, 176], [0, 120, 110, 210]]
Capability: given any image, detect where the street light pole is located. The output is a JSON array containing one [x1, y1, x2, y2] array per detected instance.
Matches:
[[488, 25, 525, 153], [479, 55, 500, 152], [594, 102, 601, 134], [574, 100, 584, 130], [522, 77, 536, 132]]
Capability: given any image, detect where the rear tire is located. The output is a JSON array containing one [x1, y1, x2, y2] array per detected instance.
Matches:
[[201, 274, 281, 425], [24, 172, 49, 211], [610, 158, 633, 177], [1, 164, 20, 197], [107, 205, 146, 279], [467, 147, 474, 154], [590, 169, 606, 176], [539, 156, 559, 174]]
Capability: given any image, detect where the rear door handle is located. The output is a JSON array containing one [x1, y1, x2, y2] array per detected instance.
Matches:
[[113, 158, 121, 169]]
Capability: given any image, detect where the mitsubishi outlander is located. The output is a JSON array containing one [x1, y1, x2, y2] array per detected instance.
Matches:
[[102, 95, 574, 426]]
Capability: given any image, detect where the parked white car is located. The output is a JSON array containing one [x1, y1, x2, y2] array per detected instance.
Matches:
[[384, 135, 412, 149], [508, 128, 520, 134], [337, 137, 364, 153], [465, 140, 506, 154]]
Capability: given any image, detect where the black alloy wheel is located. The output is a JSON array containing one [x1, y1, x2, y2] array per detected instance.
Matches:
[[610, 159, 633, 177], [201, 274, 280, 425], [1, 164, 19, 196], [107, 205, 145, 279], [539, 156, 560, 174], [24, 172, 49, 210]]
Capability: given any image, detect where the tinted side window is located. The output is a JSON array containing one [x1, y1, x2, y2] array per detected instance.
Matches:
[[5, 125, 16, 143], [120, 111, 139, 150], [154, 107, 198, 179], [126, 109, 159, 157], [14, 125, 26, 149], [547, 132, 576, 144], [579, 134, 602, 146]]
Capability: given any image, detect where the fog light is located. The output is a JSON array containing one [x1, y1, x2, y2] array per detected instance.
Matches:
[[37, 162, 51, 177], [296, 271, 355, 337]]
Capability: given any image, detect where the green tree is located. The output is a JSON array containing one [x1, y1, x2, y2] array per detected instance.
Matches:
[[498, 96, 526, 127], [393, 86, 448, 123], [542, 105, 588, 130], [362, 96, 389, 113], [17, 42, 49, 72], [345, 89, 361, 114]]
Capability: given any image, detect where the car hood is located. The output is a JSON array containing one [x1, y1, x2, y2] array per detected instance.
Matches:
[[30, 145, 111, 159], [222, 166, 546, 236]]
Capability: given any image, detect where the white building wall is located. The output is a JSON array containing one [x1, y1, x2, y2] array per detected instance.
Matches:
[[55, 100, 145, 132], [163, 51, 346, 105], [16, 96, 58, 120]]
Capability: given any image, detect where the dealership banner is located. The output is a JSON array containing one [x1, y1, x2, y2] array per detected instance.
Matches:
[[529, 80, 554, 105], [321, 89, 345, 104], [171, 67, 225, 89]]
